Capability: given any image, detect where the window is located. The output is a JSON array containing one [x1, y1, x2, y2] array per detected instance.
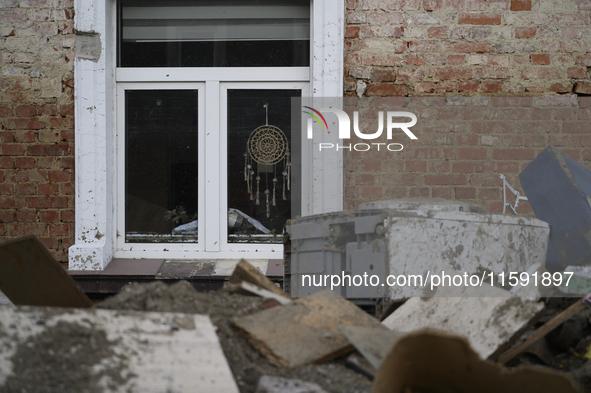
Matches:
[[114, 0, 309, 258], [70, 0, 344, 269]]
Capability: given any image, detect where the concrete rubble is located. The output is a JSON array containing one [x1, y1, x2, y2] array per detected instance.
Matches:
[[8, 158, 591, 393]]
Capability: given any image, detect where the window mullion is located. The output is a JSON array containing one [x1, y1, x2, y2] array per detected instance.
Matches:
[[204, 80, 221, 252]]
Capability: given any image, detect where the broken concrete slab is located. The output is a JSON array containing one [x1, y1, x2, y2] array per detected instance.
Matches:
[[337, 325, 403, 370], [0, 235, 92, 308], [234, 295, 383, 368], [228, 259, 290, 299], [520, 145, 591, 272], [371, 329, 579, 393], [0, 306, 239, 393], [382, 285, 545, 360], [255, 376, 328, 393]]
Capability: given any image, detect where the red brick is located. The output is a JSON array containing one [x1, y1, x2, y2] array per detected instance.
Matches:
[[0, 183, 13, 195], [455, 187, 476, 199], [0, 106, 13, 117], [406, 55, 426, 66], [425, 174, 467, 185], [568, 67, 586, 79], [60, 104, 74, 117], [515, 28, 536, 39], [39, 105, 58, 116], [15, 182, 35, 195], [361, 54, 403, 66], [492, 148, 535, 160], [430, 67, 472, 80], [0, 197, 26, 209], [27, 144, 69, 156], [406, 161, 427, 171], [49, 224, 69, 236], [0, 157, 14, 169], [16, 210, 36, 222], [366, 84, 409, 96], [362, 186, 383, 199], [458, 81, 479, 92], [481, 81, 503, 93], [453, 162, 474, 173], [458, 148, 487, 160], [38, 183, 58, 195], [28, 196, 68, 208], [39, 211, 59, 222], [0, 211, 15, 223], [61, 183, 74, 195], [531, 54, 550, 65], [15, 157, 35, 169], [479, 188, 500, 200], [428, 27, 447, 38], [447, 55, 465, 65], [0, 145, 25, 156], [39, 237, 58, 251], [510, 0, 531, 11], [345, 26, 359, 38], [48, 170, 69, 182], [432, 188, 454, 198], [453, 42, 495, 53], [458, 13, 501, 25], [60, 157, 74, 169], [5, 118, 45, 130], [371, 69, 396, 82], [497, 161, 520, 173], [61, 210, 75, 222], [16, 106, 35, 117]]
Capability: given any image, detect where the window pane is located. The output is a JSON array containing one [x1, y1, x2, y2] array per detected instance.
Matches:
[[125, 90, 199, 243], [227, 90, 300, 244], [118, 0, 310, 67]]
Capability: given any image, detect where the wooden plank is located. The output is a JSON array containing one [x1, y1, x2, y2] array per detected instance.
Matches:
[[497, 298, 588, 364], [234, 295, 383, 368], [228, 259, 290, 299], [0, 306, 239, 393], [382, 285, 545, 360], [0, 235, 92, 308]]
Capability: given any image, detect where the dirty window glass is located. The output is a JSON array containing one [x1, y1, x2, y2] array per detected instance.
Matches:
[[118, 0, 310, 67], [125, 90, 199, 243]]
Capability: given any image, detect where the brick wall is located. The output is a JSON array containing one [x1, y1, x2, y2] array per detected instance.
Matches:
[[1, 0, 591, 266], [0, 0, 75, 263], [345, 0, 591, 96], [344, 0, 591, 213], [343, 96, 591, 212]]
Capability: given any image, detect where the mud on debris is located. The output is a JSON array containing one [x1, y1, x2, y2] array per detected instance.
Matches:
[[96, 281, 371, 393]]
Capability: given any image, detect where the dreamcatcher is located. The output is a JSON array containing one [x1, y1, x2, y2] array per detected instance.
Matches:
[[243, 103, 290, 218]]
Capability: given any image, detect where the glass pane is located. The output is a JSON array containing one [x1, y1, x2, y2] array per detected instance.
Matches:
[[118, 0, 310, 67], [227, 90, 300, 244], [125, 90, 199, 243]]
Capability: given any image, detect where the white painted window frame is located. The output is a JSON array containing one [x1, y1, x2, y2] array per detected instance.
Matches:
[[70, 0, 344, 270]]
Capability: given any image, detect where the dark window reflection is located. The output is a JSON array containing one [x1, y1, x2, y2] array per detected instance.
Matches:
[[125, 90, 199, 243], [227, 90, 300, 243]]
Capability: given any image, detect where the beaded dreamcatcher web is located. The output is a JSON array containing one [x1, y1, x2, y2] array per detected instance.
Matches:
[[243, 104, 291, 218]]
